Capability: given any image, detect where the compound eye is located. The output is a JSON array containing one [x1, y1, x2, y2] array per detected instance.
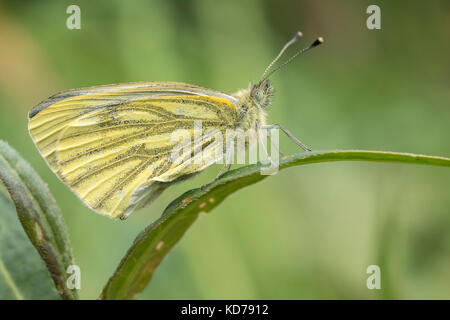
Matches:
[[254, 90, 264, 101]]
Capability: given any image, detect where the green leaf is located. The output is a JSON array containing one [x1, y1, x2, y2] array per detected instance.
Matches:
[[0, 141, 78, 300], [0, 191, 60, 299], [101, 150, 450, 299]]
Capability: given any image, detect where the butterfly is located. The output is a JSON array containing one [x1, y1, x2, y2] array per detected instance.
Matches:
[[28, 32, 323, 220]]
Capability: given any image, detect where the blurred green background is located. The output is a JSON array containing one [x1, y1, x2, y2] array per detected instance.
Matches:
[[1, 0, 449, 299]]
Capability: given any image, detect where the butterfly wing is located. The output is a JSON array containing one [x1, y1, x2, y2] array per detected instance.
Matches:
[[28, 82, 239, 219]]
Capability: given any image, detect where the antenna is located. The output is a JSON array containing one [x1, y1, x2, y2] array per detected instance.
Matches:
[[261, 31, 303, 80], [260, 33, 324, 83]]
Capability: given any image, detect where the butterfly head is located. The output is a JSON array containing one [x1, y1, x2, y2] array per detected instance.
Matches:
[[250, 79, 274, 109]]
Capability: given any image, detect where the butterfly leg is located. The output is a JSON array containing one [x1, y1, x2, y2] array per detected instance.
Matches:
[[201, 147, 233, 188], [258, 124, 286, 157], [213, 163, 232, 182], [268, 130, 286, 157], [256, 121, 277, 167], [262, 123, 311, 152], [201, 163, 232, 189]]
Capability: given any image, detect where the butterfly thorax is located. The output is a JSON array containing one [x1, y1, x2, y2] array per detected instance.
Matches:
[[232, 80, 273, 131]]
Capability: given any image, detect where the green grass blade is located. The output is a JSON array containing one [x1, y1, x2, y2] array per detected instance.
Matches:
[[101, 150, 450, 299], [0, 141, 78, 300]]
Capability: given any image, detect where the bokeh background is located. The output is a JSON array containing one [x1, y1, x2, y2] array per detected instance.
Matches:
[[1, 0, 449, 299]]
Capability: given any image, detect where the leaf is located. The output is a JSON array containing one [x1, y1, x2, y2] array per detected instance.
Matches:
[[0, 191, 60, 299], [0, 141, 78, 300], [101, 150, 450, 299]]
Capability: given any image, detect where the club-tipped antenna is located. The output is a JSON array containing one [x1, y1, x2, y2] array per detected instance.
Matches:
[[260, 35, 324, 83], [261, 31, 303, 80]]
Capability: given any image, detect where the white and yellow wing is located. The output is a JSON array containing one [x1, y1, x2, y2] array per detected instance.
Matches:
[[28, 82, 239, 219]]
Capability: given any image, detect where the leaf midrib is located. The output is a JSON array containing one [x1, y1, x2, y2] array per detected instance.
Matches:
[[0, 258, 24, 300]]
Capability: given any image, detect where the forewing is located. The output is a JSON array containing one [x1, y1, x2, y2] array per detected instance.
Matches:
[[28, 82, 238, 219]]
